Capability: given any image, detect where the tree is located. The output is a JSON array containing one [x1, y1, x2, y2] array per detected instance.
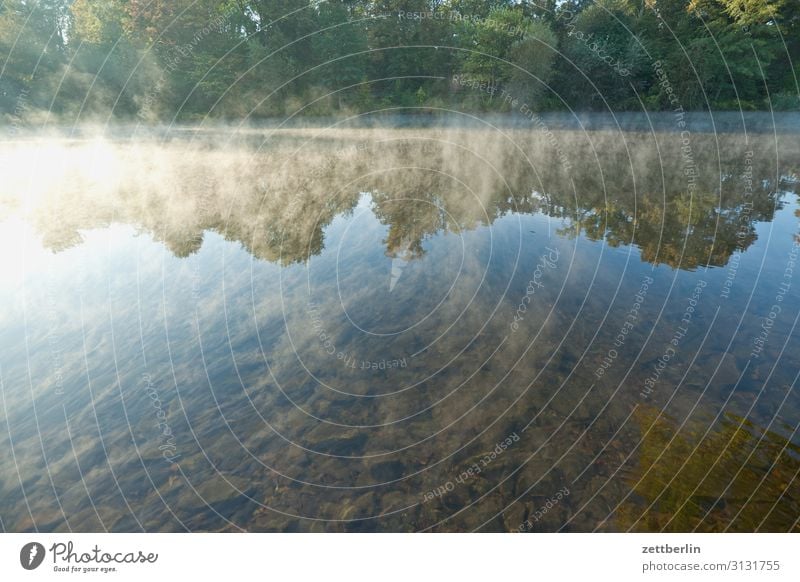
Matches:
[[0, 0, 68, 117], [459, 6, 557, 108], [311, 0, 369, 107]]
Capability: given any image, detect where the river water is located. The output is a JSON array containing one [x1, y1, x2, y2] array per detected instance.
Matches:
[[0, 117, 798, 531]]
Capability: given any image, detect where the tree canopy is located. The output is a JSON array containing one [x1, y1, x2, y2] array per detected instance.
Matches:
[[1, 0, 797, 122]]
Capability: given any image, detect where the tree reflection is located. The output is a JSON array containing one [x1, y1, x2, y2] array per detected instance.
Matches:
[[9, 130, 798, 271]]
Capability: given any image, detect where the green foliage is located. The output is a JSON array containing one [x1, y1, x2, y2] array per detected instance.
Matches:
[[0, 0, 797, 120], [458, 6, 557, 106]]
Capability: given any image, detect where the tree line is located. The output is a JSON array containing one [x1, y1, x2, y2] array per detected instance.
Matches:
[[1, 0, 798, 122]]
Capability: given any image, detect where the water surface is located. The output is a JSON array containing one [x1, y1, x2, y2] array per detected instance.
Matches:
[[1, 118, 799, 531]]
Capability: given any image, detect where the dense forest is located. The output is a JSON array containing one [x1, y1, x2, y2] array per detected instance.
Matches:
[[1, 0, 798, 123]]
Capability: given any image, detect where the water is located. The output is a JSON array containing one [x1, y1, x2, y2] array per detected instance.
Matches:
[[0, 118, 798, 532]]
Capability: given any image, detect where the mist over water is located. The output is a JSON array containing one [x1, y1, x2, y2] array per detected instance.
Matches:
[[0, 117, 799, 532]]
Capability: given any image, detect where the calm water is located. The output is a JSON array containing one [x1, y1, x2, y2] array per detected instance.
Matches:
[[1, 118, 799, 532]]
